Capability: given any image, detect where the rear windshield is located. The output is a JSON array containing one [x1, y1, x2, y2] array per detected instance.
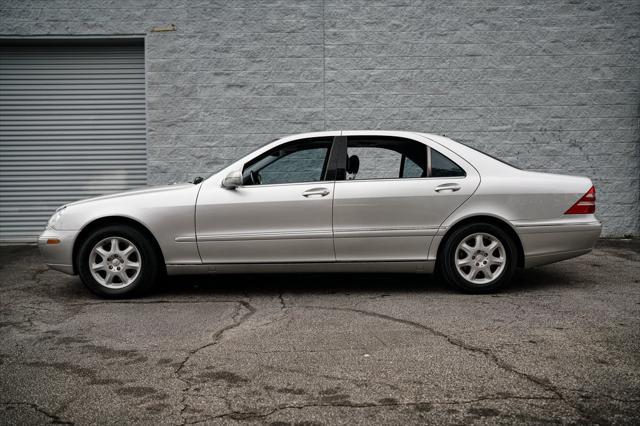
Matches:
[[457, 141, 521, 170]]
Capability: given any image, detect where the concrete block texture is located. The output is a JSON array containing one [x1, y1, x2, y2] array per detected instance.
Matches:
[[0, 0, 638, 236]]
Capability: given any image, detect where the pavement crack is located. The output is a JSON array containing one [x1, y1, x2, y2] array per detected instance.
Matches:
[[559, 388, 640, 403], [175, 300, 256, 425], [30, 267, 49, 284], [257, 363, 402, 391], [175, 300, 256, 376], [277, 292, 287, 310], [201, 395, 561, 422], [1, 401, 73, 425], [0, 266, 50, 293], [298, 305, 610, 425]]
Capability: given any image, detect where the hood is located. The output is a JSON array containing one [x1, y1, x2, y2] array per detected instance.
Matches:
[[65, 183, 194, 208]]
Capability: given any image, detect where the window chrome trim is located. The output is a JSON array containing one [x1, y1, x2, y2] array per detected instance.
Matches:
[[232, 180, 335, 189], [333, 176, 467, 184]]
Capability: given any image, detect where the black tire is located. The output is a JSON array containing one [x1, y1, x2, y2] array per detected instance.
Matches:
[[77, 224, 160, 298], [439, 222, 517, 293]]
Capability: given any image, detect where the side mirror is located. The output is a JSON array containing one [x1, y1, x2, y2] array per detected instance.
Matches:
[[221, 170, 243, 189]]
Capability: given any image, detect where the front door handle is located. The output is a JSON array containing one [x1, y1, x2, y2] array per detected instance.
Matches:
[[302, 187, 330, 197], [435, 183, 461, 193]]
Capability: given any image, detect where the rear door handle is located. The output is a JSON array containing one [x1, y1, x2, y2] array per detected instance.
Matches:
[[435, 183, 461, 193], [302, 187, 330, 197]]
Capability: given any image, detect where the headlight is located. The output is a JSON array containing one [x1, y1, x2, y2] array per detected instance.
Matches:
[[47, 205, 67, 229]]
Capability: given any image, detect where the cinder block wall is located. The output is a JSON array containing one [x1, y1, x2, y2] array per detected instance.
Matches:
[[1, 0, 639, 236]]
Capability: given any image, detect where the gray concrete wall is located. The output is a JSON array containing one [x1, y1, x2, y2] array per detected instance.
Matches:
[[1, 0, 639, 236]]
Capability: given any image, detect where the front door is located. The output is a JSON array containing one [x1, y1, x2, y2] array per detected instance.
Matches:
[[332, 134, 480, 262], [195, 137, 337, 264]]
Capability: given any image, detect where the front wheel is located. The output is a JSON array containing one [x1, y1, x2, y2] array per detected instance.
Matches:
[[77, 225, 160, 298], [439, 223, 517, 293]]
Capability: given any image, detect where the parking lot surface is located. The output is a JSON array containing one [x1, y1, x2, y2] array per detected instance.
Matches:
[[0, 241, 639, 425]]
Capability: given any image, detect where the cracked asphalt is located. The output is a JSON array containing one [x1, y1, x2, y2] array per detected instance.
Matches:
[[1, 241, 639, 425]]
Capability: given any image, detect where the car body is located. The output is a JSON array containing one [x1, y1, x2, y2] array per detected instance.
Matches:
[[39, 130, 602, 296]]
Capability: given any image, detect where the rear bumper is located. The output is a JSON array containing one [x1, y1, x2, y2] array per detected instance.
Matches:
[[38, 228, 78, 275], [515, 220, 602, 268]]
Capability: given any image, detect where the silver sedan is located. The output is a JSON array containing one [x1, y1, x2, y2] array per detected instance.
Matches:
[[39, 131, 602, 297]]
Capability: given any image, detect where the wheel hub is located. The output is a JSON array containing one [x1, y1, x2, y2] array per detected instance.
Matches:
[[473, 250, 489, 266]]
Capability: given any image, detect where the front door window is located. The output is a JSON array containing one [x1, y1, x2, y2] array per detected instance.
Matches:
[[242, 138, 332, 186]]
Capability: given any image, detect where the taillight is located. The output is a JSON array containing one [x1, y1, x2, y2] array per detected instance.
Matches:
[[565, 185, 596, 214]]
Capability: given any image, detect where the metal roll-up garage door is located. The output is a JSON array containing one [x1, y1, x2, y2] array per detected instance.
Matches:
[[0, 41, 147, 243]]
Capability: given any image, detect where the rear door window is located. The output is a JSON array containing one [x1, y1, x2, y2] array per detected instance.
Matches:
[[345, 136, 427, 180], [343, 136, 466, 180], [430, 148, 466, 177]]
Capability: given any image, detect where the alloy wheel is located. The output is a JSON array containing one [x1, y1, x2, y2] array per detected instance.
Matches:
[[89, 237, 142, 289], [454, 232, 506, 285]]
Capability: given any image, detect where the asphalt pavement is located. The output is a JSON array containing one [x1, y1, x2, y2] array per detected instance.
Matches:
[[0, 240, 639, 425]]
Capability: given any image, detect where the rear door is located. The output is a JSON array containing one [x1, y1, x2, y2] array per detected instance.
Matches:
[[332, 133, 480, 262]]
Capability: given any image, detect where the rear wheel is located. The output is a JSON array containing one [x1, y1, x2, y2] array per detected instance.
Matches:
[[77, 225, 159, 298], [439, 223, 517, 293]]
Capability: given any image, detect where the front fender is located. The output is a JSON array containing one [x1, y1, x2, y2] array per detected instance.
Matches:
[[55, 184, 201, 265]]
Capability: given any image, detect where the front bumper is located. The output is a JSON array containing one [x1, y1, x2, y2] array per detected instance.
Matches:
[[515, 220, 602, 268], [38, 228, 78, 275]]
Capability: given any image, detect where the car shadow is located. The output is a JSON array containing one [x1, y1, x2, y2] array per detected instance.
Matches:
[[148, 266, 572, 298], [8, 246, 590, 301], [506, 267, 578, 293], [44, 266, 575, 301], [155, 272, 450, 297]]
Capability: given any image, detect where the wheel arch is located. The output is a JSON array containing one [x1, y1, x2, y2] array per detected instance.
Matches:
[[72, 216, 166, 274], [437, 215, 525, 268]]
